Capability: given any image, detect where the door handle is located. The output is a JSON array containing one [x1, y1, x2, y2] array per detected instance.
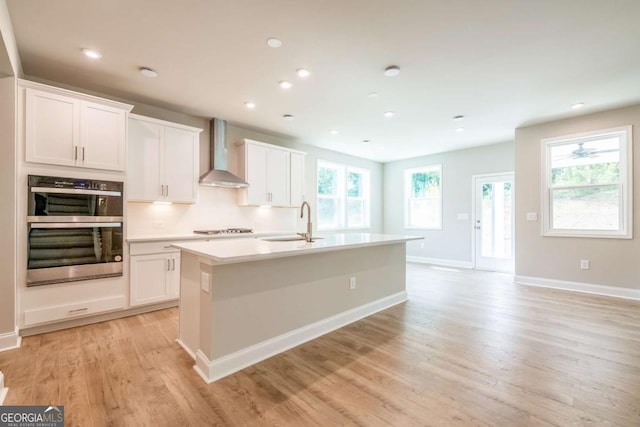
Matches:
[[474, 225, 481, 230]]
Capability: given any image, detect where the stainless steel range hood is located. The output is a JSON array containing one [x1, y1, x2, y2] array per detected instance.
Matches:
[[199, 118, 249, 188]]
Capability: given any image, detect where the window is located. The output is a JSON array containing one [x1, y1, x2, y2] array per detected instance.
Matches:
[[317, 161, 370, 229], [542, 126, 632, 238], [404, 165, 442, 229]]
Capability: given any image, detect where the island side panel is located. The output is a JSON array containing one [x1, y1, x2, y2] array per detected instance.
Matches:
[[177, 252, 202, 357], [203, 242, 406, 360]]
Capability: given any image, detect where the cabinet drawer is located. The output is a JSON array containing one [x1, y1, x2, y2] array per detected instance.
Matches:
[[129, 241, 183, 255], [23, 295, 126, 326]]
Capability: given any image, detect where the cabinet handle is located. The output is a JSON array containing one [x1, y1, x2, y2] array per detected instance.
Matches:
[[82, 147, 85, 161], [166, 185, 169, 197], [167, 259, 171, 271], [172, 258, 176, 271], [69, 307, 88, 314], [160, 185, 165, 196], [74, 146, 78, 160]]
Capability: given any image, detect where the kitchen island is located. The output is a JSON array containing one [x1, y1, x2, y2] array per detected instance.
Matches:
[[172, 233, 422, 383]]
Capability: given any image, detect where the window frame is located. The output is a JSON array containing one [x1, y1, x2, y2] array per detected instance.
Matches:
[[541, 126, 633, 239], [317, 160, 371, 231], [404, 164, 443, 230], [345, 166, 370, 229]]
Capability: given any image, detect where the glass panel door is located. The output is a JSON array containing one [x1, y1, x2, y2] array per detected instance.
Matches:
[[473, 173, 514, 273]]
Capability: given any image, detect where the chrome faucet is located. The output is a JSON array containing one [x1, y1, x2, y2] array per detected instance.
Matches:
[[298, 201, 313, 242]]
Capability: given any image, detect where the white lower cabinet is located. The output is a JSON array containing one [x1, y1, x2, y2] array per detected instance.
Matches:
[[129, 243, 180, 306]]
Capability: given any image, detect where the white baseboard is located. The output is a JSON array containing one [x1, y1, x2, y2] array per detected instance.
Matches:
[[0, 330, 21, 353], [514, 275, 640, 301], [175, 339, 195, 360], [0, 371, 7, 405], [407, 256, 473, 269], [193, 291, 408, 383]]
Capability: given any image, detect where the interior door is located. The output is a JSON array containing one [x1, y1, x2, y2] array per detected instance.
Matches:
[[473, 173, 514, 273]]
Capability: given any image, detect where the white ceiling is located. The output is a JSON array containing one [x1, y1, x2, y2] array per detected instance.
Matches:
[[6, 0, 640, 162]]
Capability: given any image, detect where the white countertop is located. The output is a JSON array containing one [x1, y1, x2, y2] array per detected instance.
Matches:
[[126, 231, 293, 243], [171, 233, 423, 265]]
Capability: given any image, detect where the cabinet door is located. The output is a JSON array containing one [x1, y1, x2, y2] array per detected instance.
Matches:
[[128, 118, 163, 201], [25, 88, 80, 167], [130, 253, 173, 306], [163, 126, 198, 203], [245, 143, 269, 205], [80, 101, 127, 171], [290, 152, 305, 207], [168, 253, 180, 299], [267, 148, 290, 206]]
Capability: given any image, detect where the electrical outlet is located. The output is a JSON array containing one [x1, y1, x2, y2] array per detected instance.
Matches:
[[201, 272, 210, 293], [349, 277, 356, 290], [152, 221, 164, 229], [526, 212, 538, 221], [580, 259, 590, 270]]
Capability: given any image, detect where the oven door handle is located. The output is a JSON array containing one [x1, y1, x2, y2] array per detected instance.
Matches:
[[29, 222, 122, 229], [30, 187, 122, 197]]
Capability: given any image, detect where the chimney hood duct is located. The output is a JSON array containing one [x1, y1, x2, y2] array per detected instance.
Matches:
[[199, 118, 249, 188]]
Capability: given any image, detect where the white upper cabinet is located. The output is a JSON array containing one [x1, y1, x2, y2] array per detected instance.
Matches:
[[80, 101, 128, 170], [236, 139, 306, 207], [127, 114, 202, 203], [21, 80, 132, 171]]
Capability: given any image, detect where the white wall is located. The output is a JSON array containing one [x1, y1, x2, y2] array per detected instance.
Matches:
[[383, 141, 514, 266], [515, 104, 640, 292], [0, 0, 22, 77]]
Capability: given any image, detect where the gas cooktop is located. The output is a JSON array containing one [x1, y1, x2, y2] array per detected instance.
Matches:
[[193, 228, 253, 235]]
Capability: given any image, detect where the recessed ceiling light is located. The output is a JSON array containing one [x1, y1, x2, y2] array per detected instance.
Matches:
[[384, 65, 400, 77], [368, 92, 379, 98], [266, 38, 282, 48], [455, 127, 465, 133], [296, 68, 311, 78], [571, 102, 585, 110], [279, 80, 293, 89], [283, 114, 294, 121], [453, 115, 465, 122], [139, 67, 158, 78], [82, 48, 101, 59], [362, 139, 371, 144], [245, 101, 256, 109], [383, 111, 395, 118], [330, 130, 339, 135]]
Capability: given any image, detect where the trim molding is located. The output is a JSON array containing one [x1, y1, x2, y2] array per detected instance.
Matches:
[[0, 371, 7, 405], [407, 256, 473, 269], [176, 339, 195, 360], [514, 275, 640, 301], [193, 291, 408, 383], [0, 330, 21, 353], [20, 300, 178, 337]]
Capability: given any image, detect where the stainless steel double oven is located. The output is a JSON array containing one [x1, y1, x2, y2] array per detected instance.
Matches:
[[27, 175, 124, 286]]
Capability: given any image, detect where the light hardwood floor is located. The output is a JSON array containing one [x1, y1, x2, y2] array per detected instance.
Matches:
[[1, 263, 639, 426]]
